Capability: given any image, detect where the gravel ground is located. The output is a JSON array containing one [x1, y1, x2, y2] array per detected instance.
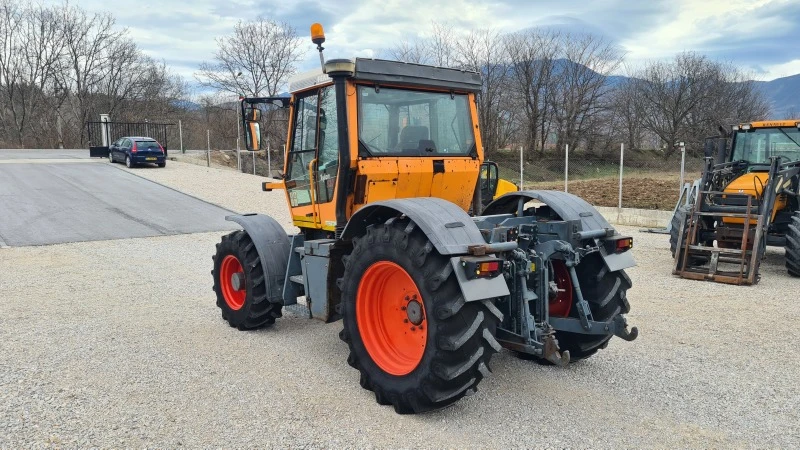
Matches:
[[1, 160, 799, 448]]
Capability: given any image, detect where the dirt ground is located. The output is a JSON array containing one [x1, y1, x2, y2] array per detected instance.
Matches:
[[530, 177, 682, 210]]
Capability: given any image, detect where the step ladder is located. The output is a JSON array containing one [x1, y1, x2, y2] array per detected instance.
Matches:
[[673, 190, 766, 285]]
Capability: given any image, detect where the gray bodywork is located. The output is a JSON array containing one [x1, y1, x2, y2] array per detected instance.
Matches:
[[483, 190, 613, 234], [341, 197, 487, 255], [483, 190, 636, 272]]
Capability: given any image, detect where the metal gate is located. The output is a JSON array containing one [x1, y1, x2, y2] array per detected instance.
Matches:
[[87, 121, 175, 157]]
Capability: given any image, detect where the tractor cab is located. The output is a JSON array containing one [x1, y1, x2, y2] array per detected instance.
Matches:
[[248, 56, 485, 237]]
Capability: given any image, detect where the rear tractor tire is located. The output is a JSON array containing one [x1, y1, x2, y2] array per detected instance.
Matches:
[[212, 230, 282, 329], [522, 254, 632, 364], [339, 218, 502, 414], [552, 253, 632, 361], [786, 212, 800, 277]]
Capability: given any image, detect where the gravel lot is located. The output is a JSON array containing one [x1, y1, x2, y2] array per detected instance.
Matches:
[[1, 160, 798, 448]]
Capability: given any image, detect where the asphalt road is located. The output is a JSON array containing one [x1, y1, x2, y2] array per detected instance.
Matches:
[[0, 150, 238, 247]]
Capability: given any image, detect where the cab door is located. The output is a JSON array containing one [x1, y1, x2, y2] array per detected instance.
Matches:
[[285, 89, 320, 228], [284, 85, 340, 231]]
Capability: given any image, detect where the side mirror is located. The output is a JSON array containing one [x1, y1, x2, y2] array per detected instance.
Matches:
[[245, 121, 261, 151], [245, 108, 261, 121], [703, 137, 716, 158]]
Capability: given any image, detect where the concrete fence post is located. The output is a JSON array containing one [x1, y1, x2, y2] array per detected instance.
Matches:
[[178, 120, 184, 154], [206, 130, 211, 167], [519, 146, 524, 189], [679, 143, 686, 193], [618, 143, 624, 211]]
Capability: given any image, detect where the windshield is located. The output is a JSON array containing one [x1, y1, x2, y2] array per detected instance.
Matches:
[[731, 127, 800, 164], [357, 86, 475, 157]]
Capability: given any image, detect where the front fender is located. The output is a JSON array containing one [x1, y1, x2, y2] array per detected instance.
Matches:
[[226, 213, 291, 303]]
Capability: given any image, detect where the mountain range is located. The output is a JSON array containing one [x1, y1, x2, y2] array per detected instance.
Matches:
[[753, 74, 800, 118]]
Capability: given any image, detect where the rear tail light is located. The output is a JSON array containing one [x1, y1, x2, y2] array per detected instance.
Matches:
[[131, 142, 138, 153], [460, 257, 503, 280], [616, 238, 633, 252], [159, 143, 165, 154], [604, 236, 633, 254]]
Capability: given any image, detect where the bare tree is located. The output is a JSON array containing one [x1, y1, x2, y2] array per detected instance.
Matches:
[[58, 5, 126, 145], [504, 29, 560, 157], [635, 52, 769, 156], [384, 38, 429, 64], [609, 77, 647, 151], [549, 32, 622, 154], [195, 18, 303, 97], [455, 28, 512, 156], [0, 1, 63, 147]]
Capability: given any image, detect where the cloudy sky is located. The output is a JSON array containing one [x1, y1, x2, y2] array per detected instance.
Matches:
[[44, 0, 800, 88]]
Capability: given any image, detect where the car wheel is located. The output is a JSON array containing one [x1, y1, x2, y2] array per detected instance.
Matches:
[[158, 162, 166, 168], [125, 155, 133, 168], [108, 151, 114, 163]]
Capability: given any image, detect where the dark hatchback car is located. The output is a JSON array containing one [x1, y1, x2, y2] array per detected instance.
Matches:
[[108, 136, 166, 168]]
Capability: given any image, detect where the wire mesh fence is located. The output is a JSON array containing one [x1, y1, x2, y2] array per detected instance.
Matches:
[[491, 145, 704, 211], [169, 129, 700, 212], [171, 148, 284, 178]]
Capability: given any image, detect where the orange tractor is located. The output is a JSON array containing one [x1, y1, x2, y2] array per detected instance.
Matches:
[[212, 24, 638, 413]]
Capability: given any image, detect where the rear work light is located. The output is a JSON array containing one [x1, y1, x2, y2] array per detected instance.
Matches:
[[460, 256, 503, 280], [604, 236, 633, 254]]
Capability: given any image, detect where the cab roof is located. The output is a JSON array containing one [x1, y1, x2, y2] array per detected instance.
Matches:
[[289, 58, 482, 94], [737, 120, 800, 129]]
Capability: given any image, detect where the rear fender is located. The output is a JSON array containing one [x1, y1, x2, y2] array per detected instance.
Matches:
[[342, 197, 486, 255], [483, 190, 636, 271], [226, 214, 291, 304], [341, 197, 510, 302]]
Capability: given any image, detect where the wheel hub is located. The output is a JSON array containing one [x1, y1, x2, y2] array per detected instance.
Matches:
[[219, 255, 246, 311], [230, 272, 245, 291], [406, 300, 423, 325], [356, 261, 428, 376]]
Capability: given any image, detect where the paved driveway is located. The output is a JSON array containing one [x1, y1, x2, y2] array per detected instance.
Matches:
[[0, 150, 238, 247]]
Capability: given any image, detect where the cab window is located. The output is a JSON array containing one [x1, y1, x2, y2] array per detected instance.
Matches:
[[286, 91, 319, 207], [357, 86, 475, 157]]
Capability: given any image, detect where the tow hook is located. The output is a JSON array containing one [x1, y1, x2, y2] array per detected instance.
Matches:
[[613, 316, 639, 341], [542, 327, 570, 366]]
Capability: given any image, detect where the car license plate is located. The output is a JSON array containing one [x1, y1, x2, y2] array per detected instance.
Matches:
[[146, 157, 157, 161]]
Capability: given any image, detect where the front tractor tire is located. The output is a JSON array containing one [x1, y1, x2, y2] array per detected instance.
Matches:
[[212, 230, 282, 330], [786, 211, 800, 277], [339, 219, 502, 414]]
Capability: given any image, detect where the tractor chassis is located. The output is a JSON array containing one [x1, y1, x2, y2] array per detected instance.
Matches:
[[265, 204, 637, 365]]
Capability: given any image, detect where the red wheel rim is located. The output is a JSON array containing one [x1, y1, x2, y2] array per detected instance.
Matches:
[[356, 261, 427, 376], [550, 260, 573, 317], [220, 255, 246, 311]]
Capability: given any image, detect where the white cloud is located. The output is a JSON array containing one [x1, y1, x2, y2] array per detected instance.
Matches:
[[39, 0, 800, 84]]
